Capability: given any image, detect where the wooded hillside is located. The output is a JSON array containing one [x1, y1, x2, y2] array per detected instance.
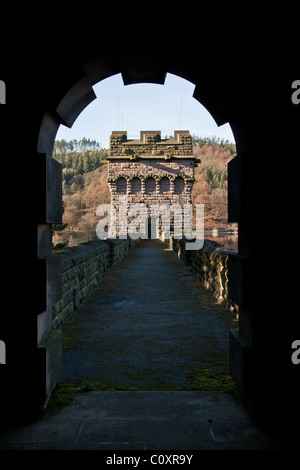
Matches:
[[192, 137, 236, 228]]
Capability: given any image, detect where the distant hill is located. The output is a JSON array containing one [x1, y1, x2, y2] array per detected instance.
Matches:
[[191, 139, 236, 229]]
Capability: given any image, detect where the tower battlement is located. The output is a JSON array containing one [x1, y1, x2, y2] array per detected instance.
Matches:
[[109, 130, 193, 158]]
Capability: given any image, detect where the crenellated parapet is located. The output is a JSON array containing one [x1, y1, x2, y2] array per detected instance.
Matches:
[[109, 130, 193, 158]]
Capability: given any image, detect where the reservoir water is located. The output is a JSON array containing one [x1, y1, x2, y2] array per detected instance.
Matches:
[[204, 229, 238, 252]]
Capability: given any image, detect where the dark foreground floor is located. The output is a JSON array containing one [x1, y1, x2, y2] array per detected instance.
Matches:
[[0, 391, 285, 450]]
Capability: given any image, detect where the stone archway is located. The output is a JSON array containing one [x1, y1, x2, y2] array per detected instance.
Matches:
[[35, 55, 249, 415], [1, 51, 299, 430]]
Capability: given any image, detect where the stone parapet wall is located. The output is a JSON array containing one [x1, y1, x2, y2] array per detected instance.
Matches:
[[109, 130, 193, 157], [52, 238, 138, 328], [105, 238, 129, 265], [165, 236, 239, 314]]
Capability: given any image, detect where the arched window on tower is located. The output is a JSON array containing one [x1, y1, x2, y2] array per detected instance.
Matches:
[[131, 177, 141, 194], [145, 177, 156, 194], [174, 176, 185, 195], [116, 177, 127, 194], [160, 176, 170, 195]]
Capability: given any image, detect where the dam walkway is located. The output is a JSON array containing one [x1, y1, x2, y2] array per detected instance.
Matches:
[[0, 240, 287, 450]]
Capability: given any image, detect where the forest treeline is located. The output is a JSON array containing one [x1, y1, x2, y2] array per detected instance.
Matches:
[[53, 137, 102, 154], [52, 136, 237, 249], [191, 135, 236, 154]]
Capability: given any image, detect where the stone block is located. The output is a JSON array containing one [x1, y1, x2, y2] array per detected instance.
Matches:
[[228, 155, 241, 223], [38, 329, 62, 398], [0, 79, 6, 104], [56, 75, 96, 128], [37, 309, 53, 345], [36, 153, 62, 224], [47, 254, 63, 310], [120, 55, 166, 85], [37, 112, 60, 156], [83, 55, 120, 86], [228, 252, 252, 309], [37, 224, 52, 258], [229, 328, 253, 399], [193, 85, 228, 126], [51, 240, 114, 327], [37, 255, 63, 313]]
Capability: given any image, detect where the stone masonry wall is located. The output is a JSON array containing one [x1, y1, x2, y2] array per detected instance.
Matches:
[[107, 131, 196, 237], [107, 158, 195, 206], [166, 236, 239, 314], [52, 238, 139, 328]]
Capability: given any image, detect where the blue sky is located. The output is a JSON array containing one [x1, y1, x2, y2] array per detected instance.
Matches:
[[56, 73, 235, 149]]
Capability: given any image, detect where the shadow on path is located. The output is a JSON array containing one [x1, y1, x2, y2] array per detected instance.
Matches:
[[1, 241, 295, 450], [61, 239, 237, 391]]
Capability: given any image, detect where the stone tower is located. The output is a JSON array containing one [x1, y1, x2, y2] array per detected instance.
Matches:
[[107, 130, 196, 238]]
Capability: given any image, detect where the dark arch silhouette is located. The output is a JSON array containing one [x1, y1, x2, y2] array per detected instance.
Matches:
[[1, 49, 299, 436]]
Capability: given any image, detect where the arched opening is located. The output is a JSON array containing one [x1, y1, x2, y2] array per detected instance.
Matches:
[[45, 72, 238, 395], [116, 176, 127, 194], [145, 176, 156, 194], [36, 64, 241, 405], [0, 47, 298, 446], [6, 52, 295, 438], [174, 176, 185, 195], [130, 177, 141, 194], [32, 60, 245, 416], [53, 72, 236, 250], [159, 176, 171, 195]]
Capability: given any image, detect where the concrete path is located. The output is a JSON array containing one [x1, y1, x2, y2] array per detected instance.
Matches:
[[0, 240, 293, 450], [61, 239, 236, 390], [0, 391, 279, 450]]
